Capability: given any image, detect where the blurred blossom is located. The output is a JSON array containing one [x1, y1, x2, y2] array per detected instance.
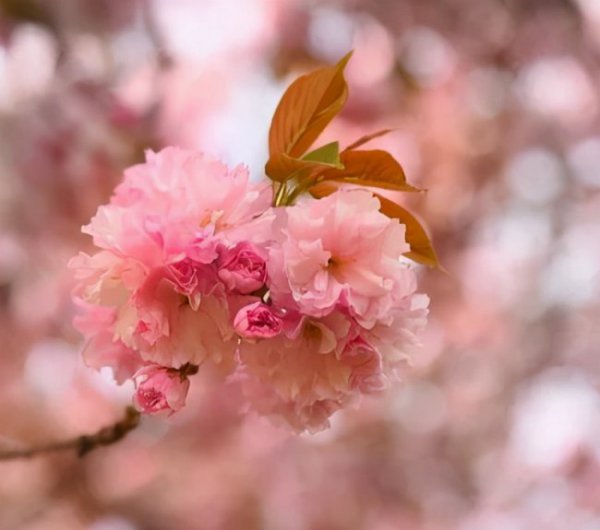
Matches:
[[493, 207, 552, 262], [506, 148, 566, 205], [2, 80, 146, 235], [510, 370, 600, 469], [0, 234, 25, 283], [466, 67, 512, 119], [309, 9, 395, 87], [207, 67, 281, 170], [24, 339, 78, 398], [0, 24, 57, 109], [567, 137, 600, 188], [516, 56, 597, 126], [576, 0, 600, 46], [461, 512, 527, 530], [577, 0, 600, 20], [540, 249, 599, 309], [308, 5, 355, 61], [152, 0, 277, 64], [140, 63, 234, 149], [398, 27, 455, 87], [390, 381, 447, 434], [347, 15, 395, 87], [88, 517, 138, 530], [67, 34, 114, 79]]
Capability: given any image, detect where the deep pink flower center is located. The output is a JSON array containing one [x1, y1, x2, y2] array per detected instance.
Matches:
[[171, 259, 198, 286], [248, 309, 281, 332], [138, 387, 167, 411]]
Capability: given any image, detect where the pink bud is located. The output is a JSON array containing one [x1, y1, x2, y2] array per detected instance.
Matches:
[[217, 242, 266, 294], [133, 365, 190, 414], [234, 302, 282, 339]]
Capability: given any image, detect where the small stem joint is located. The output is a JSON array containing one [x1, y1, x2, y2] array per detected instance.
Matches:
[[76, 406, 141, 457]]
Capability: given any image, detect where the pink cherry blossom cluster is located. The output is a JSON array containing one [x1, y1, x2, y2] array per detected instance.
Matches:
[[70, 147, 428, 432]]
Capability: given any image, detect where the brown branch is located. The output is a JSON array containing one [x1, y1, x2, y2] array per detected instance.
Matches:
[[0, 407, 141, 461]]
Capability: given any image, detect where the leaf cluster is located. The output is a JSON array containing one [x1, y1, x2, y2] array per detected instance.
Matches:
[[265, 52, 439, 268]]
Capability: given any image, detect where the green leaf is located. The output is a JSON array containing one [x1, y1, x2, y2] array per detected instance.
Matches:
[[302, 141, 343, 168]]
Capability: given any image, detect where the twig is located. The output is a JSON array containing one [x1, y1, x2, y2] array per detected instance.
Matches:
[[0, 407, 141, 461]]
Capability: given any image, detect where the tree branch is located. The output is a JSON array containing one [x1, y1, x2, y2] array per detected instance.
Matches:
[[0, 407, 141, 461]]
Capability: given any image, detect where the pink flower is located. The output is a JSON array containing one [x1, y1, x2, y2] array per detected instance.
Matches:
[[234, 302, 282, 339], [166, 258, 219, 309], [70, 146, 430, 429], [217, 242, 267, 294], [236, 313, 353, 432], [116, 272, 237, 369], [167, 258, 203, 295], [83, 147, 272, 268], [363, 292, 429, 378], [69, 250, 146, 303], [133, 365, 190, 415], [70, 147, 268, 399], [268, 189, 411, 327], [73, 300, 143, 384], [236, 374, 344, 433], [340, 336, 387, 393]]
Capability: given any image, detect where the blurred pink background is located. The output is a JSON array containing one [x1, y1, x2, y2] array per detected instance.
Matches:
[[1, 0, 600, 529]]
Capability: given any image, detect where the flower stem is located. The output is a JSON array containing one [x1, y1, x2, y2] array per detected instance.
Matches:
[[0, 406, 141, 461], [273, 182, 288, 206]]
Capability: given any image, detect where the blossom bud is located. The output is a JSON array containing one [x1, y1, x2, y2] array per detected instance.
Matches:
[[133, 365, 190, 414], [234, 302, 282, 339]]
